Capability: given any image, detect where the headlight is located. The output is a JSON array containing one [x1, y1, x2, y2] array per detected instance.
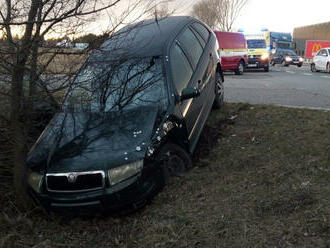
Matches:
[[299, 57, 304, 62], [27, 170, 43, 193], [285, 56, 292, 62], [108, 160, 143, 186], [261, 53, 269, 60]]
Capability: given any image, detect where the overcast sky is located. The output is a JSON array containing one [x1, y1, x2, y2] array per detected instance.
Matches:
[[177, 0, 330, 33], [234, 0, 330, 32], [88, 0, 330, 35]]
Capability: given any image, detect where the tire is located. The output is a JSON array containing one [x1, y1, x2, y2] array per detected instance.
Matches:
[[297, 64, 302, 68], [264, 65, 269, 72], [234, 61, 244, 75], [311, 63, 316, 72], [282, 60, 288, 67], [158, 143, 192, 178], [213, 72, 224, 109], [326, 63, 330, 73]]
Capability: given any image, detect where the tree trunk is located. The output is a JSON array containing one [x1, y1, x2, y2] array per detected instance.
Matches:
[[11, 60, 32, 208]]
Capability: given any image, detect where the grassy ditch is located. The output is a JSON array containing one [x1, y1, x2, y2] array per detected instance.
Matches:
[[1, 103, 330, 247]]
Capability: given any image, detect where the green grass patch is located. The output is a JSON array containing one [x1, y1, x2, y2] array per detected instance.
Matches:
[[1, 103, 330, 247]]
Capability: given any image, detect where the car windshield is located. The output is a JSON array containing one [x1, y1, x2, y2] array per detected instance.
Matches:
[[284, 51, 296, 56], [247, 39, 266, 49], [63, 56, 168, 112]]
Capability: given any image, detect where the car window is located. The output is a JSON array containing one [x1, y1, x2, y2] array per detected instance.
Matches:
[[321, 49, 328, 56], [247, 39, 266, 49], [170, 43, 193, 94], [316, 50, 323, 56], [191, 22, 210, 42], [190, 27, 206, 48], [178, 28, 203, 69], [284, 51, 296, 56], [64, 56, 168, 112]]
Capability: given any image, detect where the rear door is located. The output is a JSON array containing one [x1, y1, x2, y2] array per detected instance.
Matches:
[[188, 22, 215, 148]]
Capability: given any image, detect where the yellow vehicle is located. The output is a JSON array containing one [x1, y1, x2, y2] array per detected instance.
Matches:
[[245, 34, 270, 72]]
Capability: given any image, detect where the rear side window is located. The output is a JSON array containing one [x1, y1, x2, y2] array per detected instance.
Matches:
[[191, 28, 206, 48], [170, 44, 193, 94], [178, 28, 203, 68], [191, 23, 210, 42]]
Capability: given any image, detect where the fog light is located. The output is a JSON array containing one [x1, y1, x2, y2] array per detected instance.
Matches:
[[27, 170, 43, 193]]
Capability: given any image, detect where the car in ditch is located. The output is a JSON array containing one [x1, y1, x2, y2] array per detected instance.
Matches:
[[26, 16, 224, 215]]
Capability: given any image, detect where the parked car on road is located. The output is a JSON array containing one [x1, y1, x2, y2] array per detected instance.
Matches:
[[26, 16, 224, 215], [311, 47, 330, 73], [271, 49, 303, 67], [214, 31, 248, 75]]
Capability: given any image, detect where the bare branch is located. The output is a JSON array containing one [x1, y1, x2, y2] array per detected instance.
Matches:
[[191, 0, 248, 31]]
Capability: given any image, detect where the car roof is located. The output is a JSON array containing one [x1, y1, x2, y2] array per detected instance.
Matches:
[[91, 16, 198, 60]]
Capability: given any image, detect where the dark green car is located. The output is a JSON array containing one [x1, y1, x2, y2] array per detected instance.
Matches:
[[26, 16, 224, 215]]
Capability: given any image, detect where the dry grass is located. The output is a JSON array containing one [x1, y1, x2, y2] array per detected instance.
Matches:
[[1, 103, 330, 247], [38, 48, 87, 74]]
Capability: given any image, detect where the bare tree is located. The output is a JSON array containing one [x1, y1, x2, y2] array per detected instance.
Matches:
[[191, 0, 218, 29], [0, 0, 161, 206], [191, 0, 248, 31]]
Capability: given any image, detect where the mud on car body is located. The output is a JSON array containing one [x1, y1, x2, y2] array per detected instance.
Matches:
[[26, 16, 224, 215]]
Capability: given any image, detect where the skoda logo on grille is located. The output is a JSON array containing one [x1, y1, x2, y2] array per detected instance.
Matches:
[[67, 173, 78, 183]]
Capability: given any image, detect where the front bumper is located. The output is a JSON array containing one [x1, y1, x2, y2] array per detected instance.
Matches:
[[286, 61, 303, 66], [29, 166, 164, 215], [247, 57, 269, 68]]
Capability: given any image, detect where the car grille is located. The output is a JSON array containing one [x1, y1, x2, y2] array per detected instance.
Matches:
[[46, 171, 105, 193]]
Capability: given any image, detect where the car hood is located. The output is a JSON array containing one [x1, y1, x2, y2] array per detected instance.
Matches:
[[26, 106, 160, 173]]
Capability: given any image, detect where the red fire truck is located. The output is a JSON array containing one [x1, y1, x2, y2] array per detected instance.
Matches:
[[214, 31, 248, 75]]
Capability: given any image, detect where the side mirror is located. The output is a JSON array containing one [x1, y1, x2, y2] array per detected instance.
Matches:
[[180, 87, 200, 101]]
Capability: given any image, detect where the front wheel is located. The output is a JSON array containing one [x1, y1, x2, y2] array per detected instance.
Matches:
[[264, 65, 269, 72], [311, 63, 316, 72], [326, 63, 330, 73], [158, 143, 192, 179], [235, 61, 244, 75], [213, 72, 224, 109]]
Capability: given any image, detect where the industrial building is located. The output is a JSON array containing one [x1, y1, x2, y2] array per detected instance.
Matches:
[[293, 21, 330, 57]]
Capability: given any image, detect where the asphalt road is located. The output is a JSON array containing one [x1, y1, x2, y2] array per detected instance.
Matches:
[[224, 64, 330, 110]]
